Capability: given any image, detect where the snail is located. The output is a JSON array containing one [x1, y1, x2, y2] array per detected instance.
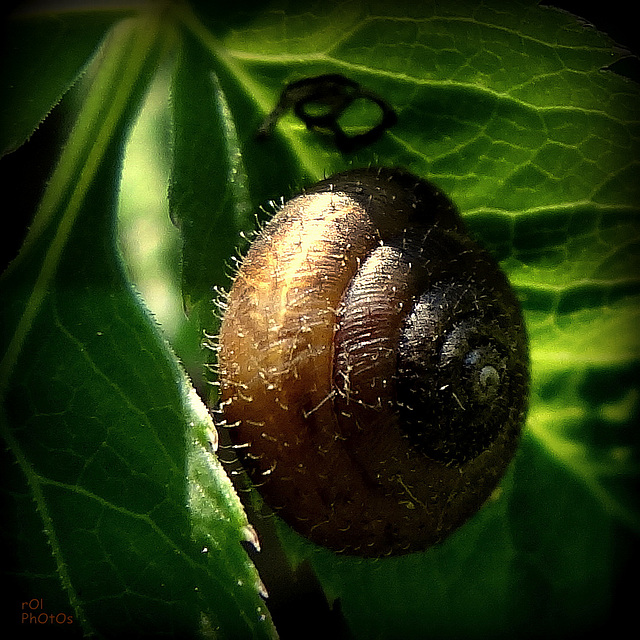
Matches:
[[216, 167, 529, 557]]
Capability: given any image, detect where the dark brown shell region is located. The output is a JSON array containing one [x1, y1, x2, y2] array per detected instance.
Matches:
[[217, 167, 529, 557]]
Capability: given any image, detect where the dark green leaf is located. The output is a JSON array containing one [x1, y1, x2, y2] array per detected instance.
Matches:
[[1, 9, 276, 639], [0, 8, 132, 156]]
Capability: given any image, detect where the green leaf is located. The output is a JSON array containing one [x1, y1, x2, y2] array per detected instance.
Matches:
[[169, 0, 639, 637], [1, 9, 275, 639], [169, 6, 316, 383], [169, 22, 256, 379], [0, 8, 132, 156]]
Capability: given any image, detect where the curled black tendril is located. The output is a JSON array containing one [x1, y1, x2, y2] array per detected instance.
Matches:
[[257, 74, 397, 153]]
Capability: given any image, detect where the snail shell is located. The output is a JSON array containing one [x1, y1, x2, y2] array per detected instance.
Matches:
[[217, 168, 529, 557]]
